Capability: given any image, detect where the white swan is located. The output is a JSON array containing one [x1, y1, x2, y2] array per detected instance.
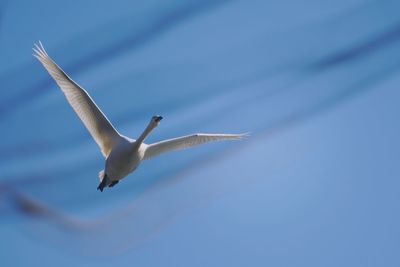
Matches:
[[33, 42, 246, 191]]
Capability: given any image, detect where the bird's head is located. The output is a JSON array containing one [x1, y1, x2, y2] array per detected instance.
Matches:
[[151, 115, 163, 125]]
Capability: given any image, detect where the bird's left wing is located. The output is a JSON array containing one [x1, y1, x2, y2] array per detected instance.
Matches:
[[33, 42, 121, 157], [143, 133, 247, 160]]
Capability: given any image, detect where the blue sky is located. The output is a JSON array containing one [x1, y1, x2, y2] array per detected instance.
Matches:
[[1, 0, 399, 266]]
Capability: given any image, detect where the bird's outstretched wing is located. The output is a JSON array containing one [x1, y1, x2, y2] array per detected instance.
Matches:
[[143, 133, 247, 160], [33, 42, 121, 157]]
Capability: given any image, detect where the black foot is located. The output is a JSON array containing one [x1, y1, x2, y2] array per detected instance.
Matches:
[[97, 176, 108, 192], [109, 180, 119, 187], [97, 184, 104, 192]]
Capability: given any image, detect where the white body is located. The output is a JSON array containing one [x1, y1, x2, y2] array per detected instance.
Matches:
[[105, 137, 143, 182], [33, 42, 247, 191]]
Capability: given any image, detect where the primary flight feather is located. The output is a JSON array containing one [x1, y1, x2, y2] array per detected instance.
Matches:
[[33, 41, 247, 191]]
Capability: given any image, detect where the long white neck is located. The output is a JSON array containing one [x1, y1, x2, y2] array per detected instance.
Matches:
[[136, 119, 157, 146]]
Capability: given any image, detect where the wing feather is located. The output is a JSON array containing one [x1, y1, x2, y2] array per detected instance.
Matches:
[[143, 133, 247, 160], [33, 42, 121, 157]]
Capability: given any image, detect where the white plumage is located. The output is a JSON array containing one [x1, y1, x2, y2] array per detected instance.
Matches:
[[33, 42, 247, 191]]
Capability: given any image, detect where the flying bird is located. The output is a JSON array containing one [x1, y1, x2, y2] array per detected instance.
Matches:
[[33, 42, 246, 192]]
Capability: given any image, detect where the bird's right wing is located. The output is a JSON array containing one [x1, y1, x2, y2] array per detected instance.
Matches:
[[33, 42, 121, 157], [143, 133, 247, 160]]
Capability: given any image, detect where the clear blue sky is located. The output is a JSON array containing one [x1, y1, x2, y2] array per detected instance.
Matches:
[[1, 0, 399, 266]]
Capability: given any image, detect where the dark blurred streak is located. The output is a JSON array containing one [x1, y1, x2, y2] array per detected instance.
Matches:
[[0, 0, 230, 119], [0, 178, 215, 255], [310, 22, 400, 70], [12, 192, 59, 219], [0, 187, 82, 231]]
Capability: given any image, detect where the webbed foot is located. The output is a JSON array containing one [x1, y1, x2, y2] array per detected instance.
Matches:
[[97, 175, 108, 192]]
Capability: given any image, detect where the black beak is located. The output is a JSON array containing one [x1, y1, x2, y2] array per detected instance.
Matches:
[[154, 115, 163, 122]]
